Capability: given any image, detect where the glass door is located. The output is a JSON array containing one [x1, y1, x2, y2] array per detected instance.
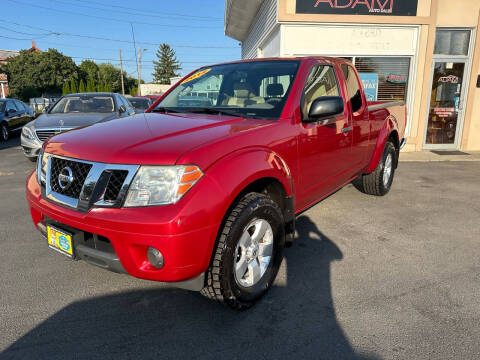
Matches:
[[424, 60, 467, 148]]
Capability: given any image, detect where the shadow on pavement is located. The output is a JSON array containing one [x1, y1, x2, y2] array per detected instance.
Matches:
[[1, 216, 380, 360], [0, 136, 20, 151]]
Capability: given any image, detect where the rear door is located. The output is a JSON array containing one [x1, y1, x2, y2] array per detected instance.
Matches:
[[297, 63, 354, 209], [340, 64, 370, 171], [14, 100, 31, 127], [5, 100, 21, 131]]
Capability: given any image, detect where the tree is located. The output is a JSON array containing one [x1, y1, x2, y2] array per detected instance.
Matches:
[[79, 79, 86, 93], [152, 44, 181, 84], [129, 87, 137, 96], [70, 78, 78, 93], [0, 48, 78, 101], [62, 81, 71, 95]]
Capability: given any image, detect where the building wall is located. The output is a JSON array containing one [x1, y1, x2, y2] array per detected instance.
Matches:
[[242, 0, 278, 59]]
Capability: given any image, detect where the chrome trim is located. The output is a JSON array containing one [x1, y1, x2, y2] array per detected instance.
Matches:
[[43, 153, 139, 212], [35, 127, 74, 142], [367, 101, 405, 112], [400, 138, 407, 149]]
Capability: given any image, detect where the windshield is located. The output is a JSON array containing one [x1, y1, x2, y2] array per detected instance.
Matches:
[[130, 98, 151, 109], [155, 60, 300, 119], [49, 95, 115, 114]]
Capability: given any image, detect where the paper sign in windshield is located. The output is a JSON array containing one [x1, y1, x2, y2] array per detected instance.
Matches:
[[181, 69, 211, 84]]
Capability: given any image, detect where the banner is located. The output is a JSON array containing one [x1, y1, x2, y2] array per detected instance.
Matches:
[[296, 0, 418, 16], [359, 73, 378, 101]]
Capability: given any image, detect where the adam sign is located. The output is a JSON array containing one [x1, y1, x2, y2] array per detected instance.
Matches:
[[296, 0, 418, 16]]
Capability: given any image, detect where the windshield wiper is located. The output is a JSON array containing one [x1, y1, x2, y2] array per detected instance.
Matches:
[[151, 107, 180, 114], [185, 107, 243, 117]]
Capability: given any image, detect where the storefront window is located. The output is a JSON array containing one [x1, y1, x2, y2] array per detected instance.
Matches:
[[354, 57, 410, 102]]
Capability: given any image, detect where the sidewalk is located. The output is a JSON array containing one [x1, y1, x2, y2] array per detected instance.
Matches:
[[399, 150, 480, 162]]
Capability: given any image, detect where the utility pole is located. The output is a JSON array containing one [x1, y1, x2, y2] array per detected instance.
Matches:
[[137, 46, 142, 96], [119, 49, 125, 96]]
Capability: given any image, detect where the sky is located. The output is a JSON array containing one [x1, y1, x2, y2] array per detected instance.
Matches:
[[1, 0, 241, 82]]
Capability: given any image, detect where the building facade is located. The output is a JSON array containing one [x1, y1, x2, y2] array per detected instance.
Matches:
[[0, 50, 20, 98], [225, 0, 480, 151]]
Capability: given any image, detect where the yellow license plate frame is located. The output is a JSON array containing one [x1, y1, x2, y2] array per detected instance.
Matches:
[[47, 225, 74, 258]]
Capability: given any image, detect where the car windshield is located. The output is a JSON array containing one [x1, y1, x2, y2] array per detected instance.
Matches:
[[49, 95, 115, 114], [155, 60, 300, 119], [130, 98, 150, 109]]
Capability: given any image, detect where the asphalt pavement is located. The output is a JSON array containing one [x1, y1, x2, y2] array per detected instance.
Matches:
[[1, 137, 479, 360]]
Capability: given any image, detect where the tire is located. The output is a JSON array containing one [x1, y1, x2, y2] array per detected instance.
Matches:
[[353, 140, 396, 196], [1, 123, 8, 142], [201, 192, 285, 310], [28, 156, 37, 163]]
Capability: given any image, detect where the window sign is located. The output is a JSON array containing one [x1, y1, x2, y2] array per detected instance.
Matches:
[[296, 0, 418, 16], [385, 73, 408, 84], [359, 73, 378, 101]]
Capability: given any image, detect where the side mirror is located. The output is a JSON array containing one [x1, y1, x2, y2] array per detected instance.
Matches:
[[305, 96, 344, 123], [118, 105, 126, 114], [43, 105, 50, 113]]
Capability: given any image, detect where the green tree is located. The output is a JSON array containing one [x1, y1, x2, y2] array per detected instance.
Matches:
[[86, 76, 96, 92], [79, 79, 86, 93], [62, 81, 71, 95], [152, 44, 181, 85], [129, 87, 138, 96], [0, 48, 78, 101], [70, 78, 78, 93]]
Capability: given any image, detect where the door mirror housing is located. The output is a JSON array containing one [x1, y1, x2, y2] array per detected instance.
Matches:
[[305, 96, 344, 123], [118, 105, 127, 114]]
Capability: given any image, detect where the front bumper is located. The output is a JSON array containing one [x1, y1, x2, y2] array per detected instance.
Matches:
[[26, 171, 224, 287], [21, 133, 42, 158]]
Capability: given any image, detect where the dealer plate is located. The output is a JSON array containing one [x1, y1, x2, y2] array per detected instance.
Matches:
[[47, 225, 74, 258]]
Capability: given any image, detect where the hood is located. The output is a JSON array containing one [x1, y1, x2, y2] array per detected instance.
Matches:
[[43, 113, 270, 165], [34, 112, 118, 129]]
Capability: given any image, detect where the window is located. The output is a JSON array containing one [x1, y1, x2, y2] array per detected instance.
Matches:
[[6, 101, 16, 113], [157, 60, 301, 119], [15, 100, 26, 111], [302, 65, 340, 118], [341, 64, 363, 112], [434, 29, 470, 56], [354, 57, 410, 102]]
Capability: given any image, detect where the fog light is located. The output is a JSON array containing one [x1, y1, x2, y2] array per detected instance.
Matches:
[[147, 247, 164, 269]]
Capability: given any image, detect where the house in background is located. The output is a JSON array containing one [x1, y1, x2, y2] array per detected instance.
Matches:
[[0, 49, 20, 98]]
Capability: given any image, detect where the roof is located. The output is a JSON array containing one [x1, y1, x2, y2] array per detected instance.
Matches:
[[195, 56, 352, 69], [224, 0, 264, 41], [64, 92, 116, 97], [0, 50, 20, 60]]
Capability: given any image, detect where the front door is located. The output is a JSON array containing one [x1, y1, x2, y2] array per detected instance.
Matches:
[[424, 60, 468, 149]]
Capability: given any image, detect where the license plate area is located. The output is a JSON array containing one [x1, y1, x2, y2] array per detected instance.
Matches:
[[47, 225, 74, 258]]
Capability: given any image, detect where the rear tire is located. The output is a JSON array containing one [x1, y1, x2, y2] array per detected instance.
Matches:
[[201, 192, 285, 310], [1, 123, 8, 142], [353, 140, 396, 196]]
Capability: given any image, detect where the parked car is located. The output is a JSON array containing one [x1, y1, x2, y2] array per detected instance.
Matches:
[[21, 92, 135, 161], [26, 57, 406, 309], [0, 99, 34, 142], [128, 97, 153, 113]]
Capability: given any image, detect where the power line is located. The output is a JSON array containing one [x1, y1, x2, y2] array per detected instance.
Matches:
[[6, 0, 223, 30], [50, 0, 224, 22], [0, 25, 57, 38], [3, 20, 239, 50]]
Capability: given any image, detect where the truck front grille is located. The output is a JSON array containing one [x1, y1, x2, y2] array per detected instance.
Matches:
[[41, 153, 138, 212], [50, 157, 92, 198]]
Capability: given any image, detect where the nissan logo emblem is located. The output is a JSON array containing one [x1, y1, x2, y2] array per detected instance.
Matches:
[[58, 166, 74, 190]]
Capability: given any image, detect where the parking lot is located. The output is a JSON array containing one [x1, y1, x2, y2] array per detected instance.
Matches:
[[1, 137, 479, 360]]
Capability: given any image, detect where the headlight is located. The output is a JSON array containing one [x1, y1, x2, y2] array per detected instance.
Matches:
[[124, 165, 203, 207], [37, 150, 48, 185], [22, 126, 35, 140]]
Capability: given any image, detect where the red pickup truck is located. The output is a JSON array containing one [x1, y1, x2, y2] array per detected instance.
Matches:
[[26, 57, 406, 309]]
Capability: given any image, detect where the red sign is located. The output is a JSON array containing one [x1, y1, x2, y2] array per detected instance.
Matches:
[[297, 0, 418, 16]]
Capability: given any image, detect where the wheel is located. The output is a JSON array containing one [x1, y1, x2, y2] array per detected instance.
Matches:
[[1, 123, 8, 142], [28, 156, 37, 163], [353, 140, 396, 196], [202, 192, 285, 310]]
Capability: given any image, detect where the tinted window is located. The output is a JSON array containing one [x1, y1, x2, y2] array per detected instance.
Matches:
[[302, 65, 340, 118], [156, 60, 301, 120], [15, 100, 26, 111], [341, 64, 363, 112], [6, 101, 17, 113], [130, 98, 151, 110], [0, 102, 5, 112]]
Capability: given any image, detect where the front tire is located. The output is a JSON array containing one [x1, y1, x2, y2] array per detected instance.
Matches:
[[353, 140, 397, 196], [202, 192, 285, 310]]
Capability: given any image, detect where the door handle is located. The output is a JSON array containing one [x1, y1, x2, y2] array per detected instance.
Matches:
[[341, 126, 352, 134]]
